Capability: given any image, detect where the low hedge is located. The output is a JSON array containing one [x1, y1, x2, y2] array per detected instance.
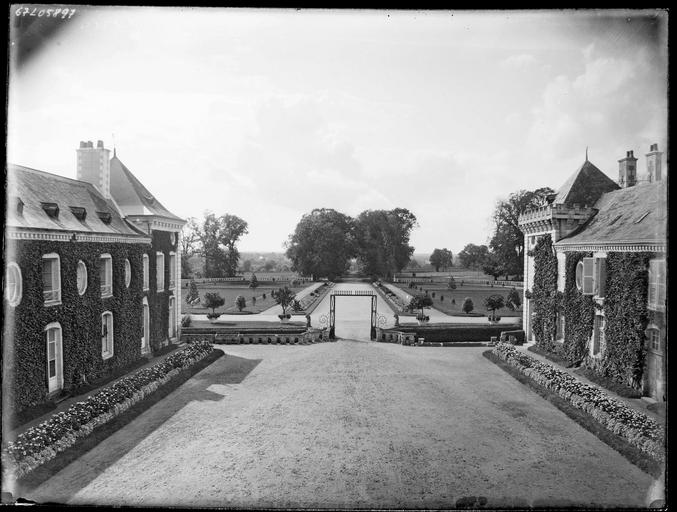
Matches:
[[492, 342, 664, 462], [389, 324, 509, 342], [2, 341, 215, 480], [499, 330, 526, 344]]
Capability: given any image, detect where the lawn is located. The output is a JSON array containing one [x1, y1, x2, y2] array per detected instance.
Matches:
[[180, 282, 313, 315], [392, 282, 523, 317]]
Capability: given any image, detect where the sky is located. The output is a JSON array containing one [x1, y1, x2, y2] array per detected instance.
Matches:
[[7, 8, 668, 254]]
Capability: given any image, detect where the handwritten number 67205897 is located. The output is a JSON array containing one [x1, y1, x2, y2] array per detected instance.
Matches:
[[16, 7, 76, 19]]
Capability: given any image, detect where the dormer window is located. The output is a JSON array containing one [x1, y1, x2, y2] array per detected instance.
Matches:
[[41, 202, 59, 219], [97, 211, 112, 224], [70, 206, 87, 222]]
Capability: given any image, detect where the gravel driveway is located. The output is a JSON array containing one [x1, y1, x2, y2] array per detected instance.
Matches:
[[25, 342, 657, 508]]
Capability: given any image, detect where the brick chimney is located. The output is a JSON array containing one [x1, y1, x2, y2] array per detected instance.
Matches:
[[618, 150, 637, 188], [646, 143, 663, 183], [77, 139, 111, 198]]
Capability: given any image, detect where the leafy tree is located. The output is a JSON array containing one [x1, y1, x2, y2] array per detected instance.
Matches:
[[407, 258, 421, 269], [457, 244, 490, 270], [408, 293, 433, 319], [185, 279, 200, 305], [489, 187, 555, 279], [249, 273, 259, 289], [180, 217, 201, 277], [235, 295, 247, 312], [203, 292, 225, 319], [462, 297, 474, 314], [200, 211, 249, 278], [355, 208, 418, 280], [506, 287, 522, 311], [484, 294, 505, 321], [286, 208, 356, 281], [429, 248, 453, 272], [264, 260, 276, 272], [272, 286, 296, 316], [242, 259, 252, 273], [481, 252, 505, 281]]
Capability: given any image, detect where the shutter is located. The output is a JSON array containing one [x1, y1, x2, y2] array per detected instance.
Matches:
[[656, 260, 666, 309], [582, 257, 594, 295], [648, 260, 657, 308], [596, 258, 606, 298]]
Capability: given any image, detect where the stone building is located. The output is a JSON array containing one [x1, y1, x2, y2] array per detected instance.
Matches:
[[519, 144, 667, 400]]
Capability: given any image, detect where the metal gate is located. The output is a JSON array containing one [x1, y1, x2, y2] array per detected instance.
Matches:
[[319, 290, 386, 340]]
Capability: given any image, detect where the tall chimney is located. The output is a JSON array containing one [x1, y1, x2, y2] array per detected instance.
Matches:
[[77, 139, 111, 198], [646, 143, 663, 182], [618, 150, 637, 188]]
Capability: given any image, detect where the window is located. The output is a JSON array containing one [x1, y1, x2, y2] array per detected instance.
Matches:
[[76, 260, 88, 295], [143, 254, 149, 291], [170, 232, 176, 245], [591, 314, 605, 356], [648, 259, 666, 311], [646, 328, 660, 352], [593, 257, 607, 298], [555, 313, 565, 341], [142, 298, 150, 354], [5, 262, 22, 307], [577, 258, 595, 295], [42, 254, 61, 305], [156, 252, 165, 291], [169, 252, 176, 289], [124, 259, 132, 288], [101, 311, 114, 359], [45, 323, 63, 393], [168, 296, 176, 339], [100, 254, 113, 297]]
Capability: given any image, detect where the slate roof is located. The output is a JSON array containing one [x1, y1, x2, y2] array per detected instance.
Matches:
[[109, 156, 184, 222], [6, 164, 145, 237], [553, 159, 620, 206], [557, 180, 667, 246]]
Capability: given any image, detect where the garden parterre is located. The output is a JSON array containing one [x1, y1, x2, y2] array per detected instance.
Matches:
[[2, 341, 214, 480], [492, 342, 664, 461]]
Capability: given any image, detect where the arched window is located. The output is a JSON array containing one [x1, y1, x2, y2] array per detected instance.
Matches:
[[45, 322, 63, 393], [143, 254, 150, 291], [76, 260, 88, 295], [101, 311, 114, 359], [124, 259, 132, 288], [5, 262, 22, 307]]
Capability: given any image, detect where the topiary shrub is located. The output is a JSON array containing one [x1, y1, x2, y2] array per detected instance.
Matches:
[[462, 297, 474, 314], [235, 295, 246, 312], [532, 234, 558, 352], [203, 292, 225, 320]]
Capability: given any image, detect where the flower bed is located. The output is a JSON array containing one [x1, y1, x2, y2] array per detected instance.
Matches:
[[2, 340, 215, 480], [492, 342, 664, 461]]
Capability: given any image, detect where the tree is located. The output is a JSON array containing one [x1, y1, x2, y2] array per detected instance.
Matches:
[[462, 297, 474, 314], [429, 248, 453, 272], [180, 217, 201, 278], [506, 287, 522, 311], [457, 244, 490, 270], [242, 259, 252, 272], [489, 187, 555, 279], [272, 286, 296, 318], [235, 295, 247, 312], [249, 273, 259, 289], [354, 208, 418, 280], [481, 253, 505, 281], [203, 292, 225, 319], [185, 279, 200, 305], [484, 294, 505, 321], [407, 258, 421, 269], [200, 212, 249, 278], [286, 208, 356, 281], [408, 293, 433, 320]]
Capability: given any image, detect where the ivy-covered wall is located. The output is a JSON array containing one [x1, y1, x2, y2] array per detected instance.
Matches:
[[146, 230, 178, 350], [4, 238, 148, 413], [599, 252, 652, 389], [562, 252, 594, 365], [531, 234, 559, 351]]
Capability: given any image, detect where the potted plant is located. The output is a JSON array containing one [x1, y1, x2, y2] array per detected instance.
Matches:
[[273, 286, 296, 322], [484, 294, 505, 323], [203, 292, 225, 322], [408, 293, 433, 325]]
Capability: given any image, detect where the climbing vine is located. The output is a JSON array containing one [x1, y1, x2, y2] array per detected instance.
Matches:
[[531, 234, 559, 352], [599, 252, 652, 389], [562, 252, 594, 365]]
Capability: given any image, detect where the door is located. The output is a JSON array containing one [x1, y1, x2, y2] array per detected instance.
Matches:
[[142, 300, 150, 352], [46, 324, 63, 393]]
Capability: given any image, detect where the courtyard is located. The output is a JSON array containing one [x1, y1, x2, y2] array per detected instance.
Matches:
[[24, 340, 656, 508]]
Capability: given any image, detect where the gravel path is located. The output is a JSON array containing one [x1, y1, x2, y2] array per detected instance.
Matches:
[[26, 342, 657, 508]]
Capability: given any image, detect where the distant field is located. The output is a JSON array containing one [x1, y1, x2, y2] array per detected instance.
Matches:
[[180, 282, 313, 315], [392, 282, 524, 318]]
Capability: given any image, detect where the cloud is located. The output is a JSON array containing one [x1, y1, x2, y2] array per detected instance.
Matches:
[[500, 53, 537, 69]]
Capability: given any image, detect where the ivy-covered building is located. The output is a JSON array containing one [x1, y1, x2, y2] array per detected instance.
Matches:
[[519, 144, 667, 401], [3, 140, 185, 414]]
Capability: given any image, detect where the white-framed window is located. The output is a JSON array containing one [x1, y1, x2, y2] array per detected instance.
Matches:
[[648, 259, 666, 311], [646, 327, 661, 352], [100, 254, 113, 298], [593, 257, 607, 299], [555, 313, 565, 341], [169, 252, 176, 289], [577, 258, 595, 295], [168, 296, 176, 339], [591, 314, 605, 356], [76, 260, 88, 295], [45, 322, 63, 393], [156, 252, 165, 291], [42, 253, 61, 305], [101, 311, 114, 359], [142, 297, 150, 354], [124, 259, 132, 288], [143, 254, 149, 291], [5, 262, 22, 307]]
